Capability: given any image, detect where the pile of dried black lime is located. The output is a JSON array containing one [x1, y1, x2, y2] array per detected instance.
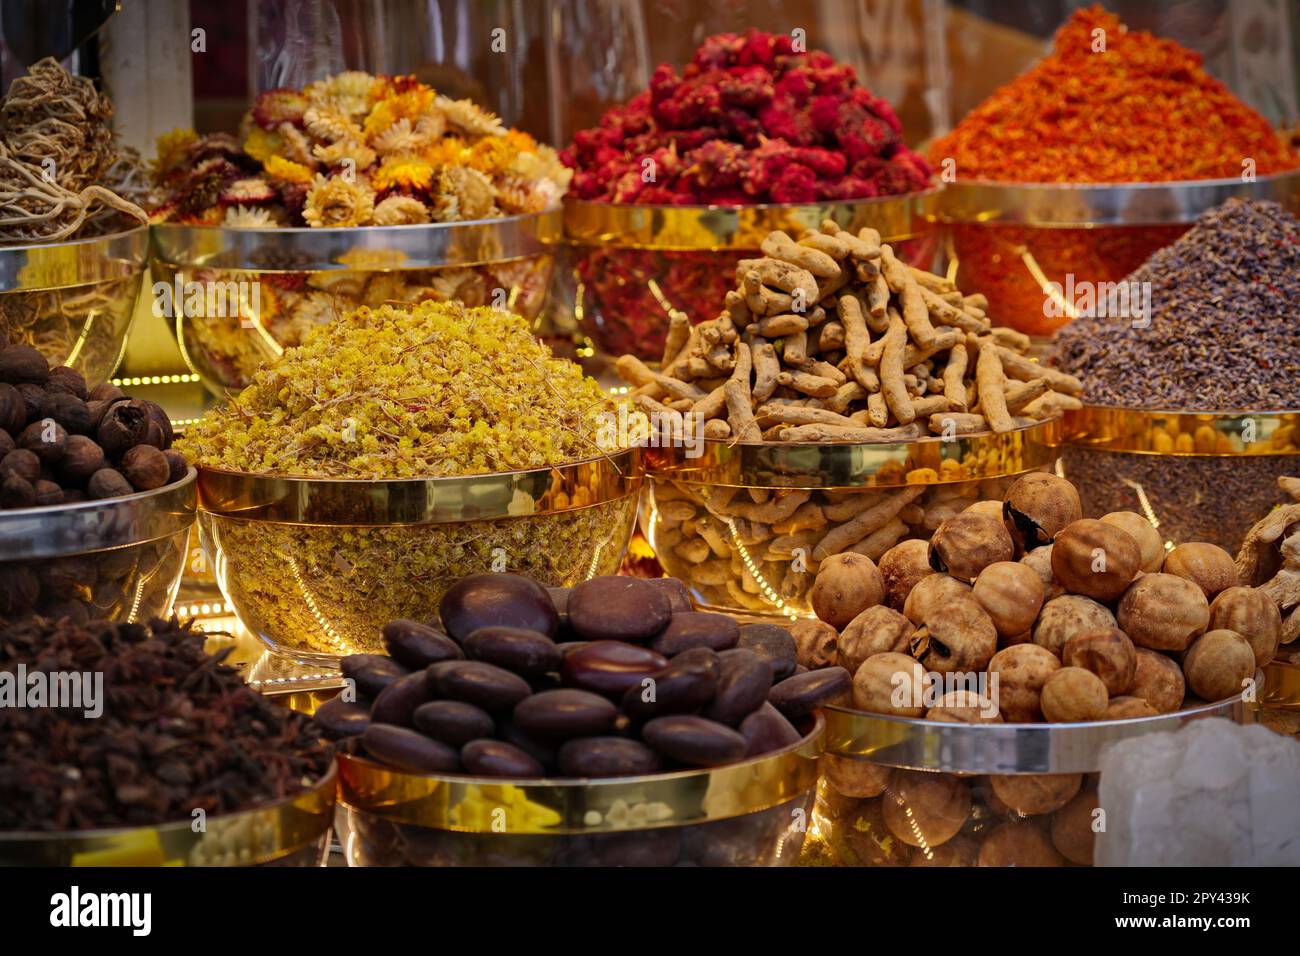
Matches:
[[1053, 198, 1300, 410], [0, 617, 332, 832]]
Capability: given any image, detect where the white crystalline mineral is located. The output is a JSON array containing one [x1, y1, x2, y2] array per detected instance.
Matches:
[[1097, 717, 1300, 866]]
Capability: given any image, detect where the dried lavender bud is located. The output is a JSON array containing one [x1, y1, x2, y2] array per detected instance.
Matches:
[[1, 472, 35, 508], [0, 344, 49, 385], [120, 444, 170, 491], [18, 418, 66, 464], [45, 366, 88, 400], [88, 381, 125, 403], [58, 434, 106, 483], [0, 384, 23, 434], [87, 467, 133, 499], [162, 448, 188, 484], [33, 479, 63, 505], [0, 448, 40, 483], [96, 399, 150, 457], [43, 392, 93, 435]]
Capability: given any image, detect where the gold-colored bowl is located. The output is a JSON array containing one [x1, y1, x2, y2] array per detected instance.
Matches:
[[334, 713, 823, 866], [1059, 406, 1300, 551], [0, 764, 336, 867], [560, 190, 942, 361], [150, 211, 563, 395], [195, 449, 643, 664], [641, 419, 1063, 620], [0, 223, 147, 387]]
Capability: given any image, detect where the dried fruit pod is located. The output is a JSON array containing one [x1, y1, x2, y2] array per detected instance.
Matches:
[[1002, 473, 1081, 552], [1208, 586, 1281, 668], [86, 467, 133, 499], [911, 594, 997, 673], [902, 573, 971, 626], [0, 383, 25, 434], [822, 754, 892, 798], [973, 560, 1045, 636], [1099, 511, 1164, 572], [58, 435, 106, 483], [1050, 518, 1141, 601], [1050, 785, 1100, 865], [1033, 594, 1115, 658], [1129, 647, 1185, 713], [925, 688, 1001, 723], [1105, 695, 1158, 719], [0, 344, 50, 385], [1019, 543, 1064, 601], [1162, 542, 1239, 599], [929, 511, 1014, 581], [837, 605, 913, 674], [789, 618, 838, 670], [851, 651, 930, 716], [882, 771, 971, 847], [1117, 573, 1209, 652], [878, 538, 934, 609], [18, 419, 67, 465], [120, 444, 171, 492], [990, 772, 1081, 815], [987, 643, 1061, 722], [1040, 666, 1108, 722], [810, 552, 884, 629], [1061, 627, 1137, 696], [96, 399, 151, 457], [1182, 629, 1255, 702]]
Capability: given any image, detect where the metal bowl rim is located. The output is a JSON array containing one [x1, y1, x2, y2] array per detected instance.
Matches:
[[0, 221, 150, 260]]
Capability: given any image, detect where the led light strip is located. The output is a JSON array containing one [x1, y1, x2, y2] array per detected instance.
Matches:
[[110, 373, 201, 387]]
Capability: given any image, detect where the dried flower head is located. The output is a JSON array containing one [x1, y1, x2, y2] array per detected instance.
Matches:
[[302, 173, 375, 227]]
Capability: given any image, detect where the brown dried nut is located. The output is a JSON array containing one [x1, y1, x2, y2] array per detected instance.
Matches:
[[43, 393, 93, 435], [1050, 785, 1100, 865], [87, 468, 133, 500], [58, 435, 106, 484], [910, 834, 980, 867], [1105, 695, 1159, 720], [911, 595, 997, 673], [990, 772, 1082, 815], [1040, 666, 1108, 722], [852, 651, 931, 716], [962, 499, 1005, 520], [789, 618, 838, 670], [1, 447, 40, 483], [89, 382, 125, 403], [1002, 472, 1081, 552], [18, 419, 67, 465], [878, 538, 934, 610], [928, 512, 1014, 581], [837, 605, 913, 674], [46, 365, 88, 400], [0, 344, 50, 384], [925, 688, 1001, 723], [163, 449, 189, 485], [822, 754, 892, 798], [810, 552, 884, 630], [903, 573, 971, 626], [120, 444, 170, 492], [33, 479, 62, 505], [973, 561, 1044, 637], [96, 399, 151, 457], [1182, 629, 1255, 703], [987, 644, 1061, 722], [1100, 511, 1165, 573], [1208, 586, 1281, 668], [1019, 543, 1064, 601], [0, 383, 24, 434], [978, 820, 1066, 867], [138, 399, 175, 449], [1116, 573, 1209, 652], [1, 472, 35, 508], [1061, 627, 1137, 696], [1050, 518, 1141, 602], [882, 771, 971, 847], [1162, 542, 1239, 599], [1129, 647, 1185, 713], [1033, 594, 1116, 658]]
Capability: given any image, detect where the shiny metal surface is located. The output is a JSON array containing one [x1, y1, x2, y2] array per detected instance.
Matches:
[[150, 208, 564, 271], [939, 170, 1300, 227], [824, 693, 1251, 775], [0, 468, 197, 561], [195, 449, 643, 524], [564, 189, 941, 251], [0, 224, 149, 293], [1062, 405, 1300, 456]]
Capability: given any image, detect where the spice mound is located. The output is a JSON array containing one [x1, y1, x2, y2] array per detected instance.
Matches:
[[930, 6, 1299, 184], [1052, 199, 1300, 410], [180, 302, 620, 478], [149, 70, 570, 227], [0, 617, 332, 832], [563, 29, 931, 204], [617, 219, 1081, 442]]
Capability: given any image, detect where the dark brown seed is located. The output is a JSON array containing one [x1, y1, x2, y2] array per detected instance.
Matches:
[[460, 739, 545, 778], [738, 702, 802, 757], [370, 670, 433, 726], [43, 393, 93, 435], [96, 399, 150, 457], [512, 688, 618, 740], [641, 715, 747, 767], [737, 623, 798, 680], [362, 724, 459, 774], [18, 419, 66, 464], [438, 572, 559, 641], [86, 468, 133, 499], [464, 625, 561, 676], [120, 444, 170, 491], [621, 648, 718, 719], [0, 344, 49, 384], [557, 737, 663, 777], [498, 720, 557, 770], [163, 449, 189, 484], [16, 383, 46, 420], [0, 429, 12, 459], [88, 382, 125, 403], [768, 666, 852, 719], [1, 473, 35, 508], [59, 434, 106, 483], [566, 576, 672, 642], [650, 611, 739, 656], [0, 383, 24, 434], [138, 399, 174, 449], [382, 619, 463, 668], [313, 698, 371, 739], [340, 653, 410, 699], [645, 575, 694, 612], [426, 660, 532, 713], [45, 366, 87, 400], [703, 648, 773, 726], [561, 640, 668, 698], [1, 448, 39, 483], [33, 479, 62, 506], [412, 700, 495, 747]]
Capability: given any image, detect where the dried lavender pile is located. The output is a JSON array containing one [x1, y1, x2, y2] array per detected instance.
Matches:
[[0, 618, 332, 832], [1053, 199, 1300, 410]]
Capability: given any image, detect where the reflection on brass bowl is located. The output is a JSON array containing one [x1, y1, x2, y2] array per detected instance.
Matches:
[[561, 190, 942, 361], [334, 713, 823, 867], [641, 420, 1062, 620], [0, 224, 148, 388], [0, 467, 196, 627], [0, 764, 336, 867], [150, 211, 562, 395], [195, 449, 643, 664]]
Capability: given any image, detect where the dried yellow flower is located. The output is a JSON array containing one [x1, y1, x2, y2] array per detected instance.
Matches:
[[302, 173, 375, 227], [372, 194, 431, 225]]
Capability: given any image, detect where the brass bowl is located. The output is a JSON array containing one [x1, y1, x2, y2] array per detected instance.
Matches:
[[560, 190, 942, 361], [0, 467, 196, 626], [150, 210, 563, 395], [0, 764, 336, 867], [195, 449, 643, 664], [0, 223, 148, 387], [334, 713, 824, 867], [641, 419, 1062, 620]]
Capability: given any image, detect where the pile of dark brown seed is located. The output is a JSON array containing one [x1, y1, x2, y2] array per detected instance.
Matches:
[[1053, 199, 1300, 410]]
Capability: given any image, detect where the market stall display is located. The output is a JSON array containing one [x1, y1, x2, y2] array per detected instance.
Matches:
[[181, 302, 643, 662], [560, 29, 937, 360], [931, 7, 1300, 335]]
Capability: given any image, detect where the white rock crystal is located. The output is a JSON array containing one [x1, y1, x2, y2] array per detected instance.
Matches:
[[1097, 717, 1300, 866]]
